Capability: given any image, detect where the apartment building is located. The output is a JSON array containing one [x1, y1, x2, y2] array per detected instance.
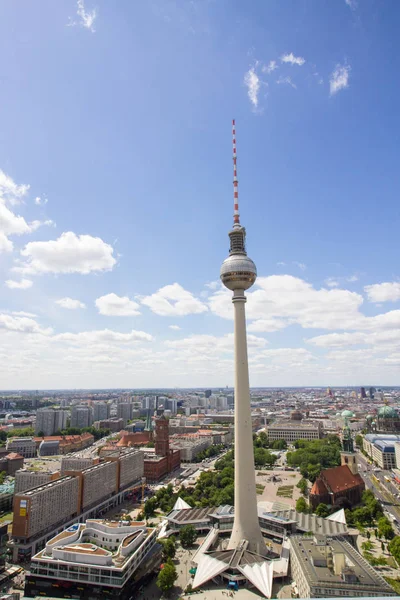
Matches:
[[79, 462, 118, 510], [14, 470, 60, 494], [60, 456, 96, 474]]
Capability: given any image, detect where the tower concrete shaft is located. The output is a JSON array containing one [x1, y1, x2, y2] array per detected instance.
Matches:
[[227, 289, 267, 555]]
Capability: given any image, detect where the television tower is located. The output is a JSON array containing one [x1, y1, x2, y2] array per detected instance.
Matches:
[[220, 119, 266, 556]]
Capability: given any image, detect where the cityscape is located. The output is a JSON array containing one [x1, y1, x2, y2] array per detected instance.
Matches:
[[2, 1, 400, 600]]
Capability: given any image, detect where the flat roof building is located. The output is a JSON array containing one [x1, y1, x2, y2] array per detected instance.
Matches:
[[6, 438, 36, 458], [14, 469, 60, 494], [290, 535, 394, 598], [25, 519, 160, 600], [266, 421, 322, 442]]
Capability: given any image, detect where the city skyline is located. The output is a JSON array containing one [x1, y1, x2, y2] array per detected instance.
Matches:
[[1, 1, 400, 389]]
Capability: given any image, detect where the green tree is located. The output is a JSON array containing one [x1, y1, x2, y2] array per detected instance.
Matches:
[[315, 503, 329, 518], [157, 560, 178, 593], [296, 497, 309, 514], [378, 516, 395, 541], [355, 434, 363, 448], [160, 537, 176, 560], [144, 497, 158, 519], [180, 524, 197, 548], [388, 536, 400, 563], [297, 478, 308, 495], [271, 439, 287, 450]]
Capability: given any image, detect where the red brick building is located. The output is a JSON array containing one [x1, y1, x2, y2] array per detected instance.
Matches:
[[310, 465, 365, 510], [143, 417, 180, 482]]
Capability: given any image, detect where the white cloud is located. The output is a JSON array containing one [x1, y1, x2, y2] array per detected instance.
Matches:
[[209, 275, 364, 330], [276, 261, 286, 266], [0, 193, 53, 253], [68, 0, 97, 32], [56, 297, 86, 310], [141, 283, 207, 316], [95, 293, 140, 316], [365, 282, 400, 303], [54, 329, 153, 344], [244, 67, 261, 109], [204, 281, 220, 290], [325, 278, 339, 288], [277, 76, 297, 89], [330, 64, 351, 96], [262, 60, 278, 74], [15, 232, 116, 275], [5, 278, 33, 289], [34, 196, 48, 206], [347, 274, 359, 282], [345, 0, 357, 9], [0, 313, 52, 335], [12, 311, 37, 317], [248, 318, 289, 333], [293, 261, 306, 271], [281, 53, 305, 66], [0, 170, 29, 205], [0, 233, 13, 253], [169, 325, 181, 330]]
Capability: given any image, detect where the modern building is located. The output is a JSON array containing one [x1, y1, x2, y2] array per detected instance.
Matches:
[[117, 403, 133, 427], [170, 434, 213, 462], [93, 402, 110, 422], [266, 421, 322, 442], [6, 438, 36, 458], [35, 408, 69, 436], [14, 469, 60, 494], [34, 433, 95, 455], [78, 462, 118, 511], [94, 418, 124, 432], [290, 535, 394, 598], [24, 520, 160, 600], [70, 405, 94, 429], [363, 433, 400, 469]]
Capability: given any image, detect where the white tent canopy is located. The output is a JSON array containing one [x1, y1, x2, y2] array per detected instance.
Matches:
[[172, 497, 191, 511], [327, 508, 346, 525]]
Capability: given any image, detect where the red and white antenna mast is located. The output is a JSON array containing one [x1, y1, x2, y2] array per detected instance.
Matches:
[[232, 119, 240, 227]]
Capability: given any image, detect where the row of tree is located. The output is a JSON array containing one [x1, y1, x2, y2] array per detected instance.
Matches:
[[286, 435, 342, 482]]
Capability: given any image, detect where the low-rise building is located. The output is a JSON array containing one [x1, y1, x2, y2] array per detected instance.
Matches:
[[170, 434, 213, 462], [290, 535, 394, 598], [266, 421, 322, 442], [25, 520, 160, 600], [6, 438, 36, 458], [0, 453, 24, 476], [363, 433, 400, 469]]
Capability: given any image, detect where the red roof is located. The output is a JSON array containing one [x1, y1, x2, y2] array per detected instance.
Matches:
[[321, 465, 364, 494], [310, 478, 328, 496], [5, 452, 23, 460]]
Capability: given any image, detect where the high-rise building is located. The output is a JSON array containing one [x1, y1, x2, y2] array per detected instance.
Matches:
[[117, 403, 133, 427], [35, 409, 68, 436], [71, 405, 94, 429], [93, 402, 110, 422]]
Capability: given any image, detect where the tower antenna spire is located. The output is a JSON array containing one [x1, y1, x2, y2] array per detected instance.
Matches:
[[232, 119, 240, 226]]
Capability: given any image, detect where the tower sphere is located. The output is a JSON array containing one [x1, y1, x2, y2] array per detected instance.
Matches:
[[220, 253, 257, 291]]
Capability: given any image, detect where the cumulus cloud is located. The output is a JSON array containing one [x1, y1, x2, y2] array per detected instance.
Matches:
[[325, 278, 339, 288], [0, 170, 29, 205], [0, 313, 52, 335], [12, 311, 37, 317], [169, 325, 181, 330], [15, 232, 116, 275], [5, 278, 33, 289], [209, 275, 364, 330], [244, 67, 261, 109], [95, 293, 140, 316], [141, 283, 207, 316], [365, 282, 400, 303], [54, 329, 153, 344], [56, 297, 86, 310], [330, 64, 351, 96], [68, 0, 97, 32], [281, 53, 305, 66]]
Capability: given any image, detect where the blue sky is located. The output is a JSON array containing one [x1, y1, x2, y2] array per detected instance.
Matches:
[[1, 0, 400, 389]]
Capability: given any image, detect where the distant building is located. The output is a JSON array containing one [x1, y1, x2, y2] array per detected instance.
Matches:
[[363, 433, 400, 469], [170, 434, 213, 462], [35, 409, 68, 436], [290, 535, 393, 598], [34, 433, 95, 455], [366, 404, 400, 434], [60, 457, 96, 474], [143, 417, 180, 482], [93, 402, 110, 422], [6, 438, 36, 458], [25, 520, 160, 600], [266, 421, 322, 442], [94, 418, 124, 432], [70, 405, 93, 429], [117, 403, 133, 427]]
